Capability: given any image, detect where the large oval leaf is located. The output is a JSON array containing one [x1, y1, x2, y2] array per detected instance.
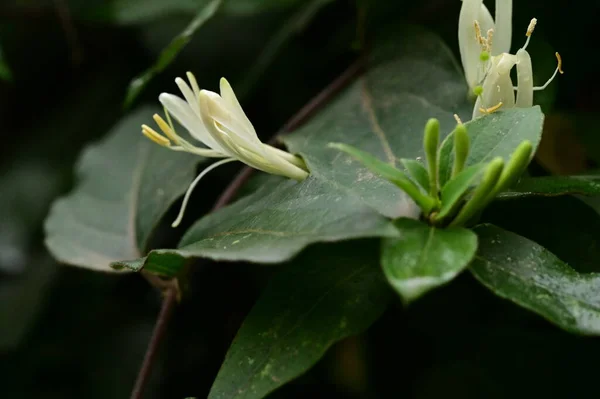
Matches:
[[471, 224, 600, 335], [45, 107, 200, 271], [381, 218, 478, 304], [482, 196, 600, 274], [112, 177, 400, 274], [208, 241, 391, 399]]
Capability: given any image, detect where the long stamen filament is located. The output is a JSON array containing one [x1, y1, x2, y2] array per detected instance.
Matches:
[[532, 53, 564, 91], [172, 158, 237, 228]]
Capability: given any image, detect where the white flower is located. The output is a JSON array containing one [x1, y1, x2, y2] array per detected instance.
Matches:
[[472, 18, 563, 119], [459, 0, 513, 91], [142, 73, 309, 227]]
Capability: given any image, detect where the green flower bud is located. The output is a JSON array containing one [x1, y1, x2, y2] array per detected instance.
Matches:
[[423, 118, 440, 197], [490, 140, 534, 197], [449, 157, 504, 227], [451, 124, 470, 179]]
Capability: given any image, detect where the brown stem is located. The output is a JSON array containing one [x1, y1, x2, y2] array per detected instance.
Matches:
[[130, 286, 177, 399], [130, 56, 366, 399]]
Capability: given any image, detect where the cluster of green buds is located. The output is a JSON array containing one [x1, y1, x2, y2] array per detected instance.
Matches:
[[330, 117, 533, 227]]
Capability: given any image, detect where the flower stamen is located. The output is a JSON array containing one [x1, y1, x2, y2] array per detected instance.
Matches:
[[522, 18, 537, 50], [532, 52, 564, 91]]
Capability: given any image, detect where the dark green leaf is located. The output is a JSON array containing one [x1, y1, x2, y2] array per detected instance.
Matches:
[[328, 142, 416, 189], [45, 107, 200, 272], [437, 163, 484, 220], [112, 177, 399, 275], [381, 218, 478, 304], [123, 0, 223, 108], [471, 224, 600, 335], [401, 158, 430, 192], [438, 107, 545, 186], [498, 175, 600, 199], [208, 241, 391, 399], [482, 196, 600, 274]]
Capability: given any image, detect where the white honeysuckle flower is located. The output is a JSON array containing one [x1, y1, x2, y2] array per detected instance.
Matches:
[[142, 73, 309, 227], [472, 18, 563, 119], [459, 0, 512, 91]]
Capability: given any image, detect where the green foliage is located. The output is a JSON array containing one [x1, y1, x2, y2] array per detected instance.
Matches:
[[208, 242, 391, 399], [4, 0, 600, 397], [45, 107, 200, 271]]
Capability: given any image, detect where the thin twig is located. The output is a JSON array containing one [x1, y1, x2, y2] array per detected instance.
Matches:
[[130, 56, 366, 399], [130, 286, 177, 399]]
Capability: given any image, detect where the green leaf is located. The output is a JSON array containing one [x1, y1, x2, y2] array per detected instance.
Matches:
[[123, 0, 223, 108], [115, 24, 471, 274], [45, 107, 200, 272], [208, 241, 391, 399], [482, 196, 600, 274], [436, 163, 485, 220], [328, 142, 436, 212], [471, 224, 600, 335], [112, 177, 399, 275], [401, 158, 430, 192], [498, 175, 600, 199], [438, 108, 545, 186], [381, 218, 478, 304]]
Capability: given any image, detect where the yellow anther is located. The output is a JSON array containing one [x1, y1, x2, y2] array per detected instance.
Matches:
[[454, 114, 463, 125], [556, 52, 564, 74], [153, 114, 180, 143], [526, 18, 537, 37], [478, 102, 504, 115], [142, 125, 170, 147]]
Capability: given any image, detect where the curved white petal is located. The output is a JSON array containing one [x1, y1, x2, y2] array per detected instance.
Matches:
[[175, 78, 201, 117], [515, 49, 534, 107], [459, 0, 486, 90], [493, 0, 513, 55], [159, 93, 225, 152], [219, 78, 260, 144]]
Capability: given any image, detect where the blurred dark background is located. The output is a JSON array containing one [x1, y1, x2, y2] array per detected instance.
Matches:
[[1, 0, 599, 398]]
